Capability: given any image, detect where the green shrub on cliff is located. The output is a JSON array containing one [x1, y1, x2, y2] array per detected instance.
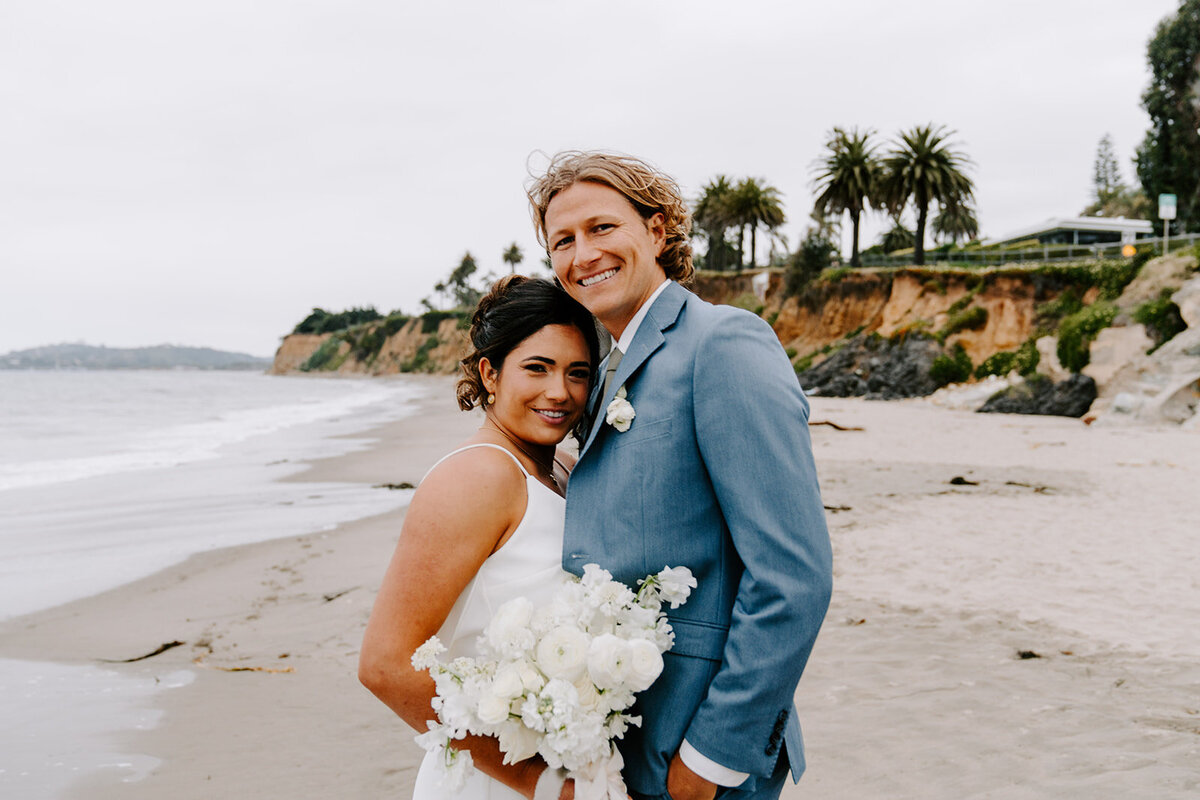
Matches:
[[1014, 338, 1040, 375], [293, 307, 383, 335], [929, 342, 973, 387], [819, 267, 853, 283], [1035, 289, 1083, 325], [1056, 301, 1117, 372], [300, 336, 347, 372], [974, 350, 1016, 379], [973, 338, 1038, 379], [1133, 291, 1187, 352], [420, 310, 465, 334], [784, 232, 836, 297], [729, 291, 765, 316], [937, 305, 988, 343], [381, 313, 411, 337], [401, 335, 441, 373]]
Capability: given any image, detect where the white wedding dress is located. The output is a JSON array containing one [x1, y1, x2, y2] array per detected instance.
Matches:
[[411, 444, 569, 800]]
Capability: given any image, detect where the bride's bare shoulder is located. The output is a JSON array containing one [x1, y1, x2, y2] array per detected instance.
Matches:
[[407, 444, 527, 532]]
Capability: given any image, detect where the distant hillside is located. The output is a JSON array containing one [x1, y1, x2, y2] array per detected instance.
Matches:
[[0, 343, 273, 370]]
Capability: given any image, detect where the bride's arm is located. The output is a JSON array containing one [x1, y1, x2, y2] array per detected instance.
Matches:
[[358, 449, 572, 799]]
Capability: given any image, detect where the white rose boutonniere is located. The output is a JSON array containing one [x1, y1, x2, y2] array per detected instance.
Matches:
[[605, 386, 635, 432]]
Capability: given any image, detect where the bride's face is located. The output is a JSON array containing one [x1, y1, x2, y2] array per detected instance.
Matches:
[[480, 324, 592, 447]]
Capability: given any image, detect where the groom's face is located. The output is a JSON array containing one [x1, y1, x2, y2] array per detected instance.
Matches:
[[544, 181, 667, 340]]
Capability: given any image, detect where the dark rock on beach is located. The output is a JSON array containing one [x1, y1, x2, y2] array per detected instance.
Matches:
[[977, 374, 1097, 418], [798, 333, 942, 400]]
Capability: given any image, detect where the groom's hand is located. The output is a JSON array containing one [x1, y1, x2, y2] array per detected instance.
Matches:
[[666, 753, 718, 800]]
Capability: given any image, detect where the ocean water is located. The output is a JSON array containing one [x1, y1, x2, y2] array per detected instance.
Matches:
[[0, 369, 423, 619], [0, 369, 425, 798]]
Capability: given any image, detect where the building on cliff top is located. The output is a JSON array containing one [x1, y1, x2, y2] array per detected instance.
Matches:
[[988, 216, 1153, 248]]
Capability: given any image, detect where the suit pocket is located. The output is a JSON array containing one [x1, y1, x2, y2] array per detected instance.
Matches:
[[666, 617, 728, 661], [611, 416, 672, 450]]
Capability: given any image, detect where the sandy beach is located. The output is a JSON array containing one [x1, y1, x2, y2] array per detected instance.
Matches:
[[2, 377, 1198, 799]]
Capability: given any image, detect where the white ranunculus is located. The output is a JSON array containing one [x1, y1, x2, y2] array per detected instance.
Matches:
[[656, 566, 697, 608], [535, 625, 589, 682], [586, 633, 630, 690], [625, 638, 664, 692], [485, 596, 536, 657], [605, 387, 635, 432]]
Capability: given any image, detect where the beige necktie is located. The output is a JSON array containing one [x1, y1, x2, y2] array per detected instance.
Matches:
[[602, 347, 623, 401]]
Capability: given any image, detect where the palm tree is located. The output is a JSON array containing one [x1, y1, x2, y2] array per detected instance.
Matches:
[[501, 242, 523, 274], [879, 219, 915, 254], [693, 176, 737, 271], [932, 199, 980, 245], [811, 127, 880, 267], [731, 178, 786, 269], [879, 124, 975, 265]]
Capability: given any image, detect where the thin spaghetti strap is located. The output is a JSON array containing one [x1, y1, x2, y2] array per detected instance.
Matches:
[[422, 443, 530, 483]]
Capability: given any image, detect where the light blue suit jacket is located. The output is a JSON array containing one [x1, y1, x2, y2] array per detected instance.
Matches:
[[563, 282, 833, 797]]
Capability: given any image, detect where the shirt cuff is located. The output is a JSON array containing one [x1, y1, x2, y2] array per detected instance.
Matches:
[[679, 740, 749, 788]]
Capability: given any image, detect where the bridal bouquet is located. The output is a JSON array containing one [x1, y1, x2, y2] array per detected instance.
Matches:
[[412, 563, 696, 800]]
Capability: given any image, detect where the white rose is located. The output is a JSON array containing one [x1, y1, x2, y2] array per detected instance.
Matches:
[[573, 673, 603, 711], [605, 387, 635, 432], [485, 597, 535, 657], [586, 633, 630, 690], [477, 691, 512, 726], [535, 625, 589, 682], [625, 638, 664, 692], [516, 659, 545, 693], [491, 663, 525, 699]]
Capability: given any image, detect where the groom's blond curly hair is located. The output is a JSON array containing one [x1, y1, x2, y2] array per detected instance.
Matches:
[[526, 151, 694, 286]]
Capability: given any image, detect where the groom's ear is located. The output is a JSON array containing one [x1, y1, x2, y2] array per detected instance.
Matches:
[[647, 212, 667, 257]]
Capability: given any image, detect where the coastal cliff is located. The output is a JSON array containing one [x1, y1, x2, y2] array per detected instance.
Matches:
[[268, 315, 469, 377], [269, 254, 1199, 424]]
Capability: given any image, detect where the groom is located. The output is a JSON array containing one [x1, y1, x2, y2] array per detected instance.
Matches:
[[529, 152, 832, 800]]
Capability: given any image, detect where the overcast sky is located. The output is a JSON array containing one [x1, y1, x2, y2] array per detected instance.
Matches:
[[0, 0, 1183, 357]]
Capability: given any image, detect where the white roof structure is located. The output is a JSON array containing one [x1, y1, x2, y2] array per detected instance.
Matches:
[[987, 216, 1153, 247]]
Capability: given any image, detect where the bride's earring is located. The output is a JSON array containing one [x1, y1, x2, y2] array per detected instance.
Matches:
[[487, 393, 496, 405]]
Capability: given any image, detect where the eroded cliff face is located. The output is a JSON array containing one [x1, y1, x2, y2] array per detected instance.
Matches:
[[773, 269, 1046, 365], [269, 334, 331, 374], [269, 317, 469, 376]]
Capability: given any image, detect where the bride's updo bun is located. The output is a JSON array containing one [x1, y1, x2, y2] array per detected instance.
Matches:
[[456, 275, 600, 412]]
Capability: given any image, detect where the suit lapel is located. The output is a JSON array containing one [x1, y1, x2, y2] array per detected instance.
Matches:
[[579, 282, 687, 457]]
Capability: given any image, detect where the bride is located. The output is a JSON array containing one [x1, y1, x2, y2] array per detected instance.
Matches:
[[359, 275, 599, 800]]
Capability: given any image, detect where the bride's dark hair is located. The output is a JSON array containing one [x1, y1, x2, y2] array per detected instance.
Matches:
[[457, 275, 600, 435]]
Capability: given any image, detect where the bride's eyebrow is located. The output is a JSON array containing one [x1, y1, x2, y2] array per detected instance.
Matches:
[[524, 355, 556, 365]]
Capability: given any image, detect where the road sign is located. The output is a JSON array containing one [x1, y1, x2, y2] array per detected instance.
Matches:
[[1159, 193, 1177, 220]]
